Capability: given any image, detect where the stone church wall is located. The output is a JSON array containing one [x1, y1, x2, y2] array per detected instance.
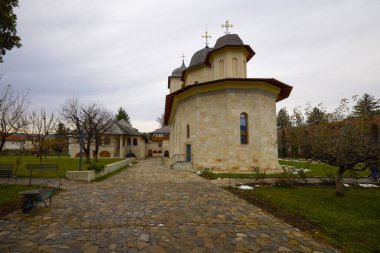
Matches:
[[170, 88, 280, 173]]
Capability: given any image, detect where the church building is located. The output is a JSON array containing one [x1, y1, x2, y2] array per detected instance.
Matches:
[[164, 21, 292, 173]]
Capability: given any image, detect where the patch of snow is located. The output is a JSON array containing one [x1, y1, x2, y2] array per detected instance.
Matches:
[[217, 178, 221, 180], [196, 171, 201, 175], [255, 185, 260, 187], [238, 185, 254, 190], [344, 183, 350, 187], [359, 184, 379, 188]]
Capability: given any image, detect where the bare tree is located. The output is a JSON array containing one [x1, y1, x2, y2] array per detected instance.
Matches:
[[0, 82, 29, 152], [301, 117, 379, 197], [61, 97, 113, 163], [156, 113, 164, 127], [91, 107, 113, 161], [23, 109, 56, 162]]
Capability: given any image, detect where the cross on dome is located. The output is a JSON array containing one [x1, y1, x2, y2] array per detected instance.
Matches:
[[222, 20, 233, 34], [202, 29, 212, 47], [180, 53, 185, 63]]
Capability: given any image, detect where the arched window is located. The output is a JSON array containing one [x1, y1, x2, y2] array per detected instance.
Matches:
[[240, 113, 248, 144], [219, 60, 224, 77], [103, 136, 110, 145], [232, 58, 238, 76], [243, 60, 246, 77], [133, 138, 137, 146], [127, 138, 131, 146]]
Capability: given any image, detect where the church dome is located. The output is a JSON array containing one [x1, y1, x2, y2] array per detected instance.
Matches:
[[189, 46, 213, 68], [171, 61, 187, 77], [213, 34, 244, 50]]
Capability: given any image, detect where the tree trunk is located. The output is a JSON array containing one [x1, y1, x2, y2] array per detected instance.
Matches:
[[85, 143, 91, 164], [0, 138, 5, 152], [335, 166, 345, 197]]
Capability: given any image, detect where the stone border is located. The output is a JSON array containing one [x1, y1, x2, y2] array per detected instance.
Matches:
[[65, 158, 135, 182]]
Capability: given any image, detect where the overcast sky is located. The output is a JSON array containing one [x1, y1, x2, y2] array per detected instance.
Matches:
[[1, 0, 379, 132]]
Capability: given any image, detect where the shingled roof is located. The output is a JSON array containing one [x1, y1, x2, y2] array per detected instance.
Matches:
[[106, 119, 143, 136], [151, 125, 170, 134]]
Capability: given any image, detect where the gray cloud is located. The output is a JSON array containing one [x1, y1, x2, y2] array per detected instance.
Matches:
[[0, 0, 379, 131]]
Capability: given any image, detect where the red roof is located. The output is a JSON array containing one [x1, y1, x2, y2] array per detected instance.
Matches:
[[164, 78, 292, 125]]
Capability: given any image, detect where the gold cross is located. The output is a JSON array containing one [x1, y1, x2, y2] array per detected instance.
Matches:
[[202, 29, 212, 47], [222, 20, 233, 34]]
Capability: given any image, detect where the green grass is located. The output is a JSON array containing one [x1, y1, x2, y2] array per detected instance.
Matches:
[[0, 184, 41, 216], [198, 160, 369, 179], [232, 186, 380, 253], [0, 155, 124, 178], [279, 160, 368, 177], [0, 185, 39, 206]]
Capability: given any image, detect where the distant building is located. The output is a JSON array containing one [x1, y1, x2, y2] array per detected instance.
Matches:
[[146, 126, 170, 157], [68, 119, 146, 159]]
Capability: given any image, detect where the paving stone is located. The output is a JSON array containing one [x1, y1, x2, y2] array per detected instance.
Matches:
[[0, 159, 337, 253]]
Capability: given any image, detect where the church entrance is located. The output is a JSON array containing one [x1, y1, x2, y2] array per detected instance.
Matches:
[[148, 149, 152, 157], [186, 144, 191, 162]]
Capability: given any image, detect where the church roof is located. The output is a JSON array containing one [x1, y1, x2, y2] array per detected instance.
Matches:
[[205, 34, 255, 63], [181, 34, 255, 81], [214, 34, 244, 49], [171, 61, 187, 77], [151, 125, 170, 134], [106, 119, 143, 136], [189, 46, 213, 68], [164, 78, 293, 125]]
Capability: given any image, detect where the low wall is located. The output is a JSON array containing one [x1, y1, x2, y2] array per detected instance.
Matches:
[[65, 158, 135, 182]]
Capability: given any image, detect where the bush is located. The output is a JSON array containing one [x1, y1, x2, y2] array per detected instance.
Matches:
[[275, 171, 297, 187], [87, 163, 105, 173]]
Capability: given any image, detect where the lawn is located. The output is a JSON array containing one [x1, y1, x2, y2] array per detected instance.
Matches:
[[0, 155, 124, 177], [228, 186, 380, 253], [0, 184, 40, 216], [279, 160, 368, 177], [199, 160, 369, 179]]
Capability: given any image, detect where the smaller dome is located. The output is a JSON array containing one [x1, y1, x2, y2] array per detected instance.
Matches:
[[171, 61, 187, 77], [214, 34, 244, 50], [189, 46, 213, 68]]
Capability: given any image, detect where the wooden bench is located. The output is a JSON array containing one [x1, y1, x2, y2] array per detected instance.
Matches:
[[0, 164, 16, 184], [26, 164, 60, 186]]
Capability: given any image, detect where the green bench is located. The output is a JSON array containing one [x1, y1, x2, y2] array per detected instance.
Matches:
[[26, 164, 60, 186], [0, 164, 17, 184]]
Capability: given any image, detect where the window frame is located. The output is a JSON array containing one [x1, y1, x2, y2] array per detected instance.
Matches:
[[240, 113, 248, 145]]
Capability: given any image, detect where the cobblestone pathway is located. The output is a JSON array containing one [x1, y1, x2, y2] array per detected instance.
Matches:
[[0, 159, 337, 253]]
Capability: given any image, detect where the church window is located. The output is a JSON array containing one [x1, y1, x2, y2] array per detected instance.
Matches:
[[219, 60, 224, 77], [133, 138, 137, 146], [240, 113, 248, 144], [127, 138, 131, 146], [104, 136, 110, 145], [187, 124, 190, 138], [243, 60, 246, 77], [232, 58, 238, 76]]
